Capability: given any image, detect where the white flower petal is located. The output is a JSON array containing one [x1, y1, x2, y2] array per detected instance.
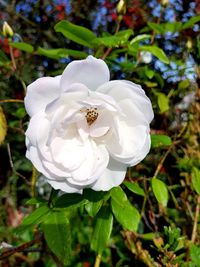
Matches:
[[91, 158, 127, 191], [106, 122, 150, 165], [24, 76, 61, 117], [69, 143, 109, 186], [47, 179, 83, 194], [89, 110, 111, 138], [61, 56, 110, 91], [97, 80, 154, 123]]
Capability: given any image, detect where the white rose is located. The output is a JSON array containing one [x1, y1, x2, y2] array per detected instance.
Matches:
[[25, 56, 154, 193]]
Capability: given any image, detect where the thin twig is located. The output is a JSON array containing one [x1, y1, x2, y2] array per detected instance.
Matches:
[[153, 140, 180, 178], [31, 166, 37, 197], [9, 45, 17, 70], [0, 232, 42, 260], [101, 21, 120, 60], [0, 99, 24, 103], [7, 143, 30, 185], [191, 195, 200, 243]]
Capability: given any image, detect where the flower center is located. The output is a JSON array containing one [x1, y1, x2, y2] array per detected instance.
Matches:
[[85, 107, 98, 126]]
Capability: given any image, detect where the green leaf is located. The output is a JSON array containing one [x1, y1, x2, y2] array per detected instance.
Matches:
[[182, 15, 200, 30], [140, 46, 169, 64], [16, 205, 50, 234], [91, 206, 113, 254], [145, 68, 154, 79], [156, 92, 169, 113], [148, 22, 164, 34], [54, 20, 96, 48], [148, 22, 182, 34], [191, 167, 200, 195], [83, 188, 109, 202], [54, 193, 86, 208], [26, 197, 46, 205], [37, 47, 87, 59], [85, 201, 103, 217], [123, 181, 145, 196], [151, 134, 172, 148], [164, 22, 182, 33], [130, 34, 151, 45], [189, 244, 200, 267], [10, 42, 34, 53], [152, 178, 168, 207], [93, 36, 121, 48], [22, 205, 50, 226], [111, 187, 140, 231], [0, 107, 7, 145], [178, 79, 190, 90], [115, 29, 134, 43], [42, 210, 71, 265]]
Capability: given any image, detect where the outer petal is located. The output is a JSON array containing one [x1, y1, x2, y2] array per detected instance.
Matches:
[[61, 56, 110, 91], [97, 80, 154, 123], [106, 122, 150, 165], [47, 179, 83, 194], [24, 76, 61, 117], [91, 158, 127, 191]]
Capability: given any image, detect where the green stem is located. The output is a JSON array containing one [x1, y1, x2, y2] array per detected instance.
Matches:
[[94, 254, 101, 267]]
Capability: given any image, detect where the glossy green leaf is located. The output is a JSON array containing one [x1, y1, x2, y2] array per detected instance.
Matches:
[[148, 22, 164, 33], [145, 68, 154, 79], [54, 20, 96, 48], [54, 193, 86, 208], [115, 29, 134, 43], [85, 200, 103, 217], [10, 42, 34, 53], [111, 187, 140, 231], [156, 92, 169, 113], [152, 178, 168, 207], [22, 205, 50, 226], [182, 15, 200, 30], [42, 210, 71, 265], [191, 167, 200, 195], [123, 181, 145, 196], [178, 79, 190, 90], [148, 22, 182, 34], [91, 206, 113, 254], [83, 188, 109, 202], [130, 34, 151, 45], [37, 47, 87, 59], [15, 205, 50, 234], [93, 36, 120, 48], [151, 134, 172, 148], [140, 46, 169, 64], [26, 197, 46, 205]]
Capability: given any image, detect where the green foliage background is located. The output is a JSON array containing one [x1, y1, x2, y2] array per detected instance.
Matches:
[[0, 0, 200, 266]]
